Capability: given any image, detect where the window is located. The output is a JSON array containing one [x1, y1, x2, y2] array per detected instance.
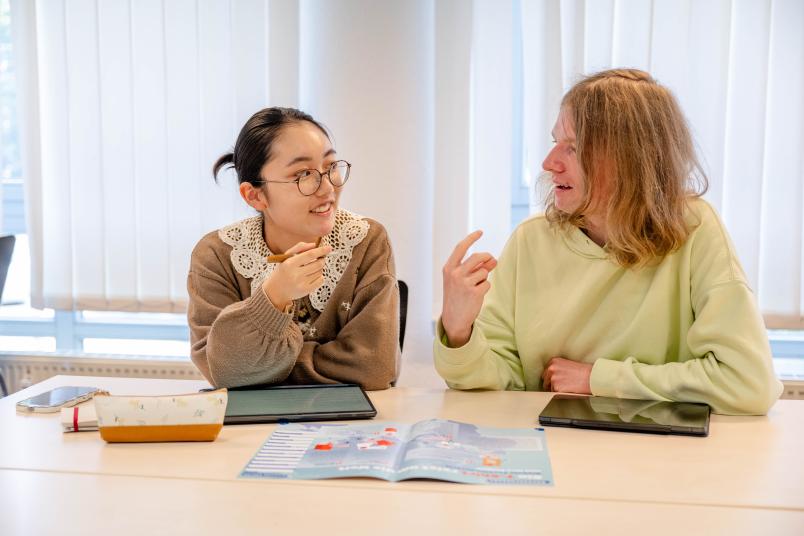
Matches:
[[0, 238, 190, 357], [1, 0, 22, 234], [510, 0, 530, 231], [0, 0, 188, 357]]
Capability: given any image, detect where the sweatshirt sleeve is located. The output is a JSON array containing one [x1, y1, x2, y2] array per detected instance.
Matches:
[[187, 244, 303, 389], [286, 273, 400, 391], [589, 206, 782, 416], [589, 280, 782, 415], [433, 233, 526, 391]]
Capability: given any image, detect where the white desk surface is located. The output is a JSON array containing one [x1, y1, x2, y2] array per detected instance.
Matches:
[[1, 375, 803, 535], [2, 469, 803, 536]]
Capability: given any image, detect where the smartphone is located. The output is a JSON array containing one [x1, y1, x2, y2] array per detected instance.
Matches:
[[16, 386, 101, 413]]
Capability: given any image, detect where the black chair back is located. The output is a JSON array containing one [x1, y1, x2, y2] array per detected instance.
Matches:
[[0, 235, 14, 396], [398, 280, 408, 352], [0, 235, 14, 304]]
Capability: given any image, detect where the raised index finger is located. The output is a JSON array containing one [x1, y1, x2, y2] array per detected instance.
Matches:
[[446, 230, 483, 268]]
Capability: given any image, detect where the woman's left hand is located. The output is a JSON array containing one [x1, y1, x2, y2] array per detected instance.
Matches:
[[542, 357, 593, 394]]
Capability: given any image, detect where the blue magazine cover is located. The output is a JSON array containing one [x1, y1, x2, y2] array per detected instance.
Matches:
[[241, 418, 553, 486]]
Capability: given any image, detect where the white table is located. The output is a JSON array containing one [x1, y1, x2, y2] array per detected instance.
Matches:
[[1, 375, 803, 535]]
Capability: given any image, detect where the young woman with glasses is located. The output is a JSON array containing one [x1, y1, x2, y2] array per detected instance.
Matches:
[[434, 69, 782, 415], [188, 107, 399, 390]]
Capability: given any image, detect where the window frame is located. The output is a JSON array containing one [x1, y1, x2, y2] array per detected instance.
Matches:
[[0, 309, 189, 354]]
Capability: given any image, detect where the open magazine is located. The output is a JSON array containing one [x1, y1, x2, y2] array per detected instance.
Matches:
[[240, 419, 553, 486]]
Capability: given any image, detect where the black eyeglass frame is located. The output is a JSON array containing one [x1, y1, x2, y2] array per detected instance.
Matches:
[[255, 160, 352, 196]]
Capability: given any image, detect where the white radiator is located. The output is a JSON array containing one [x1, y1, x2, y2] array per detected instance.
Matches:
[[0, 353, 204, 395], [776, 357, 804, 400], [2, 352, 802, 400]]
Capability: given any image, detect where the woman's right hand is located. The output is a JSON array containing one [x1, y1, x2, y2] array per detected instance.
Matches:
[[262, 242, 332, 311], [441, 230, 498, 347]]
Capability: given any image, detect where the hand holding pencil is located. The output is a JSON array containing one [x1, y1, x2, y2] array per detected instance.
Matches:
[[261, 241, 332, 311]]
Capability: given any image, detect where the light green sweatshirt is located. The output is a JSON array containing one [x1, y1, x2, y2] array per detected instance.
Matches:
[[434, 198, 782, 415]]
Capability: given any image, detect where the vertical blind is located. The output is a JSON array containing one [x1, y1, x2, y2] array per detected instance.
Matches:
[[15, 0, 804, 329], [22, 0, 275, 312], [520, 0, 804, 328]]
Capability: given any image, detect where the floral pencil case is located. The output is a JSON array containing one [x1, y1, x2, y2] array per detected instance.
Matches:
[[94, 389, 228, 443]]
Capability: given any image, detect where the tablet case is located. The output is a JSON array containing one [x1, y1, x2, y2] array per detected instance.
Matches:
[[538, 395, 710, 437], [222, 384, 377, 425]]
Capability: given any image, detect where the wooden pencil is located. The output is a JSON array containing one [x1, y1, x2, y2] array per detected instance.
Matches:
[[267, 238, 324, 264], [266, 253, 292, 263]]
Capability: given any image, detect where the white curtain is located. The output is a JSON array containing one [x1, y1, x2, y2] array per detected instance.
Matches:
[[14, 0, 441, 363], [16, 0, 284, 312], [520, 0, 804, 328], [430, 0, 517, 318], [13, 0, 804, 332]]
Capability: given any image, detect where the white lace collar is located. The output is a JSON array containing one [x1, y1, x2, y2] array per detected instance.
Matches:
[[218, 209, 370, 312]]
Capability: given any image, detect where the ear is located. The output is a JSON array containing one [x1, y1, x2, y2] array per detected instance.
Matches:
[[239, 182, 269, 211]]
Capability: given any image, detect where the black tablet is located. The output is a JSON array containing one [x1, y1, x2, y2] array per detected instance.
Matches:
[[221, 384, 377, 425], [538, 394, 710, 436]]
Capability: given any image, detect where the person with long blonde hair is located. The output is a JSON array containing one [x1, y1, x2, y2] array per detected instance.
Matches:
[[434, 69, 781, 415]]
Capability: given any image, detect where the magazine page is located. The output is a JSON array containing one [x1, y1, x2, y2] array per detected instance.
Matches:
[[240, 419, 554, 485], [240, 422, 411, 480], [396, 419, 553, 485]]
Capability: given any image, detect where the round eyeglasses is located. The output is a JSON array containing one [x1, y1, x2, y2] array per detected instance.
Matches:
[[257, 160, 351, 196]]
